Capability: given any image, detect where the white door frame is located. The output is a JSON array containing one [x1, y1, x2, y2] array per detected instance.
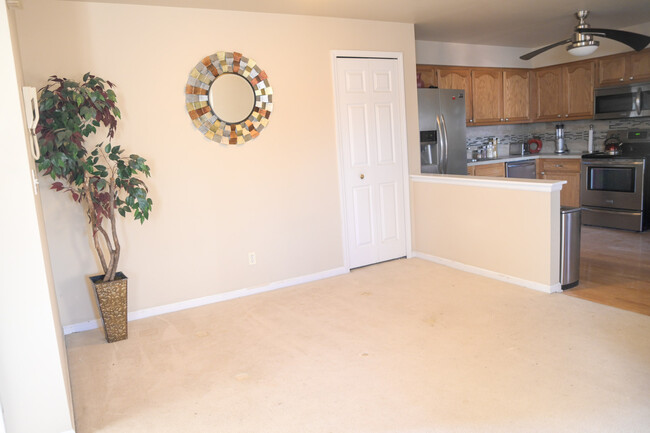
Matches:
[[331, 50, 413, 270]]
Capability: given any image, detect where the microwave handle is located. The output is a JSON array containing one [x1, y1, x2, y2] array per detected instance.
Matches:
[[635, 89, 642, 116]]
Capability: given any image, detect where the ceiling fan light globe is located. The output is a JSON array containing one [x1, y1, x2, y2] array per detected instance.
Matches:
[[567, 40, 599, 56]]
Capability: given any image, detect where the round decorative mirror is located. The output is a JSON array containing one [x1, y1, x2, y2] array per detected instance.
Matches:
[[208, 74, 255, 124], [185, 52, 273, 145]]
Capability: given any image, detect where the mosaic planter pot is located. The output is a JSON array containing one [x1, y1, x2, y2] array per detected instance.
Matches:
[[90, 272, 128, 343]]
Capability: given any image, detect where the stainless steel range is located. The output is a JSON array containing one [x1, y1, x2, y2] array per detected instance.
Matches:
[[581, 129, 650, 231]]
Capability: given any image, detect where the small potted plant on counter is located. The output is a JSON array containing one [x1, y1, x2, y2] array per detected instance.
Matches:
[[35, 73, 153, 343]]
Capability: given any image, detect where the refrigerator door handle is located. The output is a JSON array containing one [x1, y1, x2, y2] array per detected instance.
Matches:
[[439, 114, 449, 174], [435, 115, 442, 171]]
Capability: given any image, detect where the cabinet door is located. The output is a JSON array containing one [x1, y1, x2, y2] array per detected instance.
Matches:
[[416, 65, 437, 88], [540, 171, 580, 207], [538, 159, 581, 207], [471, 69, 503, 125], [629, 49, 650, 83], [437, 68, 473, 125], [503, 69, 531, 123], [597, 55, 626, 87], [473, 162, 505, 177], [565, 61, 594, 119], [535, 66, 564, 121]]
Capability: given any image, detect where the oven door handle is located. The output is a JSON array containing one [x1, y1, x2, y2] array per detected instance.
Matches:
[[582, 160, 644, 167]]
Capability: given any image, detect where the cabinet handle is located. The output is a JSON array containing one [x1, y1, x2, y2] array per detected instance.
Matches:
[[630, 76, 634, 80], [541, 172, 545, 175], [565, 114, 569, 117], [469, 119, 473, 123], [557, 114, 561, 118], [505, 118, 509, 121], [620, 78, 624, 82], [554, 164, 563, 168], [500, 118, 504, 122]]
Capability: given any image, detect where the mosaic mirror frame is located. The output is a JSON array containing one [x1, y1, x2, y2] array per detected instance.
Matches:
[[185, 52, 273, 145]]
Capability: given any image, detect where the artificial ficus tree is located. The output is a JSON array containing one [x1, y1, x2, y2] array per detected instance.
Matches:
[[36, 73, 152, 282]]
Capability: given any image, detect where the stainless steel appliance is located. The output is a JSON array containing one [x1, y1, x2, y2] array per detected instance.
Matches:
[[594, 82, 650, 120], [555, 124, 567, 154], [418, 88, 467, 175], [509, 142, 530, 156], [506, 159, 536, 179], [581, 129, 650, 231], [560, 206, 581, 290]]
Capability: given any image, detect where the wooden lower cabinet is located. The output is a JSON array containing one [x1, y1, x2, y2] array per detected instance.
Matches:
[[537, 158, 581, 207], [468, 162, 505, 177]]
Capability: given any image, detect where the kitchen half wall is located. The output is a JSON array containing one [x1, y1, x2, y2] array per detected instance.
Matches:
[[14, 0, 419, 327]]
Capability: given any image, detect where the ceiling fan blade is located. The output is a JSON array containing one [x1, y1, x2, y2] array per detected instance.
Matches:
[[578, 28, 650, 51], [520, 39, 572, 60]]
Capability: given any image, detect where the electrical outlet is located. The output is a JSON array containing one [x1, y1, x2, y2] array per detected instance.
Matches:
[[248, 252, 256, 265]]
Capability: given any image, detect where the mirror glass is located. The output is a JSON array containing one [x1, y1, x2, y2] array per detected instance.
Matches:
[[208, 73, 255, 124]]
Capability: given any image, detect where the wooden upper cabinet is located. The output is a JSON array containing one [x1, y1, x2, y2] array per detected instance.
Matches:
[[535, 66, 564, 121], [597, 55, 627, 87], [471, 70, 503, 125], [565, 61, 594, 119], [597, 49, 650, 87], [436, 68, 473, 124], [416, 64, 437, 88], [503, 69, 531, 123], [535, 61, 594, 121], [629, 49, 650, 83]]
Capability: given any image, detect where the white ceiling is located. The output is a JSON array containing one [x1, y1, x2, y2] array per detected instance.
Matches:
[[68, 0, 650, 48]]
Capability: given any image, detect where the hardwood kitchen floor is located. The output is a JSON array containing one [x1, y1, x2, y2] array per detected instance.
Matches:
[[564, 225, 650, 316]]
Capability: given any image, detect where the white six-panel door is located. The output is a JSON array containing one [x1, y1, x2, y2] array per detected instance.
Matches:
[[335, 57, 407, 269]]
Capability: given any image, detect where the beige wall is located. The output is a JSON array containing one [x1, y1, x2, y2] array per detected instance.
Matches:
[[14, 1, 418, 326], [0, 3, 74, 432], [411, 176, 561, 291]]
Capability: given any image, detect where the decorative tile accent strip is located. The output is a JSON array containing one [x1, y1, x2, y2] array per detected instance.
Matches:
[[185, 52, 273, 145]]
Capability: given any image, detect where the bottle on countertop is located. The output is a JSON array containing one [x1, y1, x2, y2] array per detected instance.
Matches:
[[487, 139, 494, 159], [493, 137, 499, 158]]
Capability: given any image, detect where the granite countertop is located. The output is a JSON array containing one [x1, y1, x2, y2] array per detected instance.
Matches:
[[468, 153, 583, 166]]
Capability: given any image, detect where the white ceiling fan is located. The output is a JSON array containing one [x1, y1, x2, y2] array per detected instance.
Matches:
[[520, 10, 650, 60]]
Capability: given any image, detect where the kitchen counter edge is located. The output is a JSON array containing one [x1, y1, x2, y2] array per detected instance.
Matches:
[[468, 154, 582, 166]]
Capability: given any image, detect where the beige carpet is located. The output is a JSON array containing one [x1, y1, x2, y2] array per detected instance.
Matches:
[[66, 258, 650, 432]]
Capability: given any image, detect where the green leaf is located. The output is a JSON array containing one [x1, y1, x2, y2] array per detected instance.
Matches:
[[104, 143, 111, 153], [96, 179, 106, 191]]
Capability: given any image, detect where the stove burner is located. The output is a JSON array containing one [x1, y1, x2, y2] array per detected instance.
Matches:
[[582, 128, 650, 160]]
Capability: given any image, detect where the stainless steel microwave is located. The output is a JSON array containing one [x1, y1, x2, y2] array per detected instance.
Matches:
[[594, 82, 650, 120]]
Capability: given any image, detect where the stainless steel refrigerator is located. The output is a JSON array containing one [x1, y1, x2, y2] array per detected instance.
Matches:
[[417, 88, 467, 175]]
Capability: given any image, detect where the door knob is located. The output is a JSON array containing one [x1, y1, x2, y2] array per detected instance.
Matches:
[[360, 174, 365, 179]]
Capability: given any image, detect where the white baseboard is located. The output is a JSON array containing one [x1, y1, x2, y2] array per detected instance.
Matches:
[[413, 252, 561, 294], [63, 266, 349, 335]]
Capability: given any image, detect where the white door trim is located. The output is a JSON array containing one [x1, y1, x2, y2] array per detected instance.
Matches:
[[331, 50, 413, 270]]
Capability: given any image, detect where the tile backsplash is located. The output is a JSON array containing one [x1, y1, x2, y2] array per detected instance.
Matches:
[[466, 118, 650, 155]]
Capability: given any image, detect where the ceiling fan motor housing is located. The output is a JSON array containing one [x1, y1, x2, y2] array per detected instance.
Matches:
[[568, 10, 599, 54]]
